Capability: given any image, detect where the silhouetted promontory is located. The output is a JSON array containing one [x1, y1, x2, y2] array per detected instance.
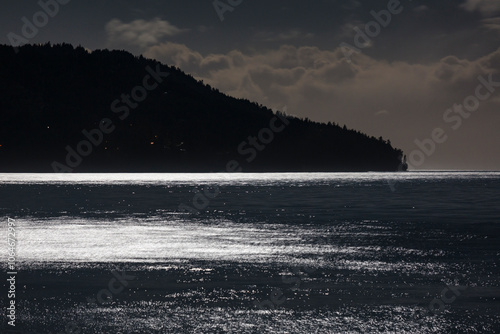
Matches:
[[0, 43, 407, 172]]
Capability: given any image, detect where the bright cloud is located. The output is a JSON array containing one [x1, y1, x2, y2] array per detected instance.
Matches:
[[105, 18, 188, 48]]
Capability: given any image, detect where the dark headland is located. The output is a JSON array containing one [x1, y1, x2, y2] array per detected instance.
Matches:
[[0, 43, 407, 172]]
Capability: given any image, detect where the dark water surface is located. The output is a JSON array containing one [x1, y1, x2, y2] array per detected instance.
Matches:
[[1, 172, 499, 333]]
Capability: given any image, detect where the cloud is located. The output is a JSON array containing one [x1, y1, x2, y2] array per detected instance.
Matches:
[[481, 17, 500, 33], [374, 110, 389, 116], [460, 0, 500, 16], [105, 18, 188, 48], [254, 29, 315, 42], [337, 21, 374, 48], [144, 41, 500, 112]]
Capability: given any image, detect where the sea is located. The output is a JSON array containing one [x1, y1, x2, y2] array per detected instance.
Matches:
[[0, 172, 499, 333]]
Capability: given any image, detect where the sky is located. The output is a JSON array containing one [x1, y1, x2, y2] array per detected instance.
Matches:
[[1, 0, 499, 170]]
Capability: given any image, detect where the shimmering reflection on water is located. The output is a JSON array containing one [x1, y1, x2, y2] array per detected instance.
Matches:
[[10, 217, 449, 271]]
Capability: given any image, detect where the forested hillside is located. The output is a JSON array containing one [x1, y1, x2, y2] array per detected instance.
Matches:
[[0, 43, 406, 172]]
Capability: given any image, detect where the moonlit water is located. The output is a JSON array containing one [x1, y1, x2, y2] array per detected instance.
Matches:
[[1, 172, 499, 333]]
